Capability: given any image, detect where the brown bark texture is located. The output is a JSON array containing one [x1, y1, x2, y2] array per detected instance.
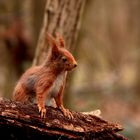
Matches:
[[33, 0, 85, 65], [0, 97, 128, 140]]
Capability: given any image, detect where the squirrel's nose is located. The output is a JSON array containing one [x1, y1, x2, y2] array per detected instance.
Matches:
[[73, 63, 77, 68]]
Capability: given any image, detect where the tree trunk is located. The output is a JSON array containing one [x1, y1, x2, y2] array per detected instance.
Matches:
[[0, 97, 128, 140], [33, 0, 86, 65]]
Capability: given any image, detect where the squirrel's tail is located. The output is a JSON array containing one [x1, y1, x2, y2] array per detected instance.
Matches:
[[13, 83, 29, 102]]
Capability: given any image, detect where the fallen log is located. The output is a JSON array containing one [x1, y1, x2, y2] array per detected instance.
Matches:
[[0, 97, 128, 140]]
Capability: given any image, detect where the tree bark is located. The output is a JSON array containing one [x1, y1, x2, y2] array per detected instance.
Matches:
[[0, 97, 128, 140], [33, 0, 86, 65]]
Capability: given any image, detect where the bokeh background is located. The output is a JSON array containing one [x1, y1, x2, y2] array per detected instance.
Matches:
[[0, 0, 140, 139]]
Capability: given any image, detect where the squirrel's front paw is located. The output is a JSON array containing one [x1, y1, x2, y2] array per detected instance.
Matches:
[[59, 106, 73, 119], [38, 105, 46, 118]]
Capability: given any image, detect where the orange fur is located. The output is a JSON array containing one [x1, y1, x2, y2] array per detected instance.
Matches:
[[13, 33, 77, 118]]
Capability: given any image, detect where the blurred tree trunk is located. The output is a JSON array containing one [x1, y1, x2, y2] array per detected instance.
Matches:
[[33, 0, 86, 106], [33, 0, 86, 65], [1, 0, 34, 98], [0, 0, 16, 97]]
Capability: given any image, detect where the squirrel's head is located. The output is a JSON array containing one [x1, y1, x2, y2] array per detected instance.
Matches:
[[47, 33, 77, 71]]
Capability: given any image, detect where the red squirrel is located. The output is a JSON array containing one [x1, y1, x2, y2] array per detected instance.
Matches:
[[13, 33, 77, 118]]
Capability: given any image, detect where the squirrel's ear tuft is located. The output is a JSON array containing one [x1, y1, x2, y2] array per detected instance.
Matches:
[[56, 32, 65, 48], [47, 33, 59, 52]]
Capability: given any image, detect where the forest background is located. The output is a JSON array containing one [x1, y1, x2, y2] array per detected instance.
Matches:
[[0, 0, 140, 139]]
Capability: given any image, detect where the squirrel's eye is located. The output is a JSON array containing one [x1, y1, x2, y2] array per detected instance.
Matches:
[[62, 56, 67, 62]]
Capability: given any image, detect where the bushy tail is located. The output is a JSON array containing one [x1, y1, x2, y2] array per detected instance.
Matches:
[[13, 84, 29, 102]]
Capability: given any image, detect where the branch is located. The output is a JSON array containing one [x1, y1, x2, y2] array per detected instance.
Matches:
[[0, 97, 128, 140]]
